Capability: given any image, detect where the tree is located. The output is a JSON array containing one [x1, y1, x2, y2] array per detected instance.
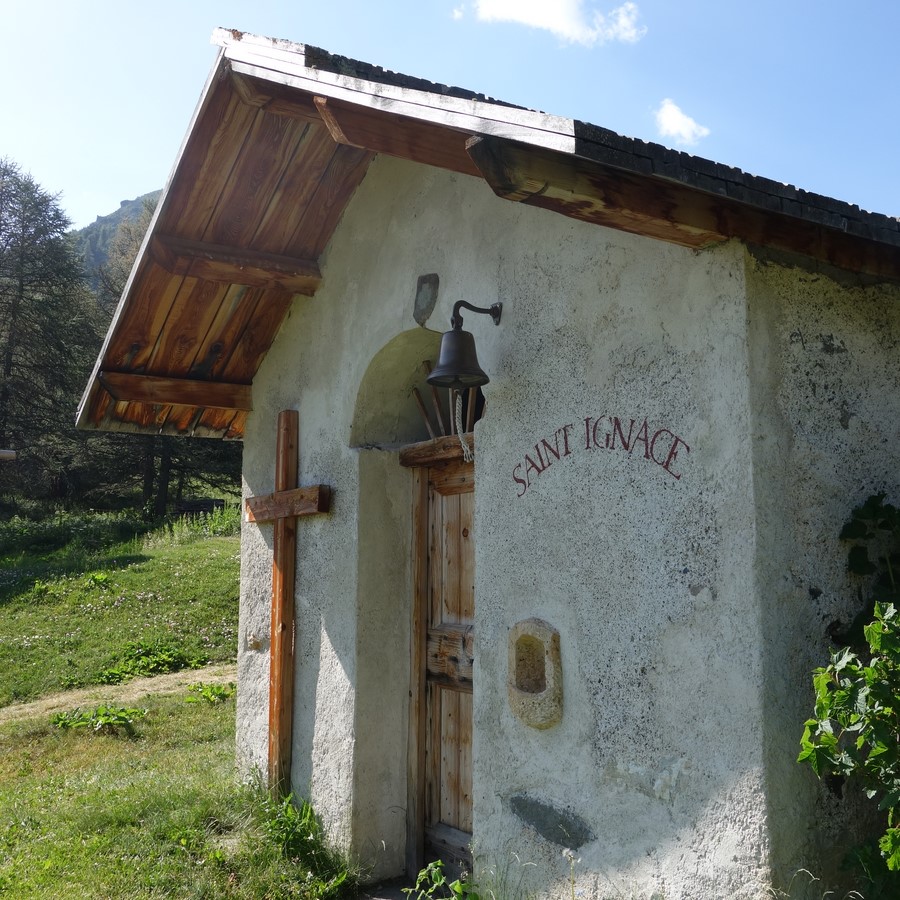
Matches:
[[0, 162, 239, 514], [0, 158, 102, 503]]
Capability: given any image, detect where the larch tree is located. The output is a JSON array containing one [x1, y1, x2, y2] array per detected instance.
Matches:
[[0, 159, 101, 502]]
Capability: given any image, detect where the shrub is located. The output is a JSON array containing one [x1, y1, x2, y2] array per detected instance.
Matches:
[[799, 493, 900, 890]]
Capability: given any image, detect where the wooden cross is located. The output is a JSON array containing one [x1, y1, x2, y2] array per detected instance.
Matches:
[[244, 409, 331, 794]]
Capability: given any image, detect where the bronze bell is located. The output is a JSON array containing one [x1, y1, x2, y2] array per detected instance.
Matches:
[[427, 301, 502, 391], [428, 328, 490, 389]]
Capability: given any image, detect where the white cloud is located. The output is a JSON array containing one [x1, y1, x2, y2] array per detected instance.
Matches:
[[654, 98, 710, 146], [452, 5, 465, 20], [473, 1, 646, 46]]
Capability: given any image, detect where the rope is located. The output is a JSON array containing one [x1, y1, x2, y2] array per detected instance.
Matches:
[[455, 393, 474, 463]]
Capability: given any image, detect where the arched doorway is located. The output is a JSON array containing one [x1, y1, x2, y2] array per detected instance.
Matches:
[[350, 328, 485, 879]]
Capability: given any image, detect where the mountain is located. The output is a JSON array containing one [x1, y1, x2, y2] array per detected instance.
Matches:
[[71, 190, 161, 290]]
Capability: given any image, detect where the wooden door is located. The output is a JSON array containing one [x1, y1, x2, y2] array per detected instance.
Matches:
[[408, 454, 475, 875]]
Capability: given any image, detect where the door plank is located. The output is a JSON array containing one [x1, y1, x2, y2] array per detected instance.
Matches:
[[440, 688, 461, 829], [429, 485, 443, 626], [441, 492, 461, 623], [458, 491, 475, 622], [458, 691, 473, 833], [425, 683, 441, 826]]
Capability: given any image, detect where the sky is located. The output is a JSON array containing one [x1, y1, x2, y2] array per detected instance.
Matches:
[[4, 0, 899, 230]]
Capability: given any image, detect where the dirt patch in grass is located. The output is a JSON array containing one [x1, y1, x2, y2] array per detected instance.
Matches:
[[0, 661, 236, 725]]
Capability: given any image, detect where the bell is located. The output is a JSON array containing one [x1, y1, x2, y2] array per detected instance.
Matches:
[[427, 327, 490, 390]]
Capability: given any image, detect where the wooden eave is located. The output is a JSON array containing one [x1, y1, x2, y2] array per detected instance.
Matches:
[[78, 29, 900, 440]]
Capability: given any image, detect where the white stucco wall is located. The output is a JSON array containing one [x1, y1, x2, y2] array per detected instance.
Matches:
[[746, 255, 900, 886], [471, 209, 766, 899], [237, 152, 900, 897]]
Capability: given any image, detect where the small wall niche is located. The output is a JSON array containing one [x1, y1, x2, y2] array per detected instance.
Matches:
[[515, 634, 547, 693], [507, 618, 562, 729]]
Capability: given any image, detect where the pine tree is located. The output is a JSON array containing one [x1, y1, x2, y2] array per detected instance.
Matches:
[[0, 159, 101, 503]]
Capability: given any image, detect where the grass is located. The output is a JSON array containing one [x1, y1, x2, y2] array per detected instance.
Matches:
[[0, 509, 240, 705], [0, 693, 357, 898], [0, 506, 357, 898]]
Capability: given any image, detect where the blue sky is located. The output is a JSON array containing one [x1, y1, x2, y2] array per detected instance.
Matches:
[[5, 1, 898, 229]]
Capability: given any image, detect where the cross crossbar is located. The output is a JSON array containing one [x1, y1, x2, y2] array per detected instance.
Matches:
[[245, 484, 331, 523]]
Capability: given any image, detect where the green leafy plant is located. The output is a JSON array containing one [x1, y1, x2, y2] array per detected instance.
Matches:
[[259, 792, 356, 898], [142, 504, 241, 548], [828, 494, 900, 649], [186, 681, 236, 704], [405, 859, 481, 899], [51, 705, 147, 735], [97, 640, 206, 684], [799, 493, 900, 890]]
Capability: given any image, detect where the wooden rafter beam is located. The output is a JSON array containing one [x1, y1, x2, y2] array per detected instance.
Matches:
[[313, 96, 481, 178], [229, 70, 321, 122], [98, 371, 253, 411], [466, 134, 900, 279], [149, 234, 322, 295], [467, 134, 727, 250]]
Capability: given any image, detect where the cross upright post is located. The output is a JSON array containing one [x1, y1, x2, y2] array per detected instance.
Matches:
[[244, 410, 331, 794]]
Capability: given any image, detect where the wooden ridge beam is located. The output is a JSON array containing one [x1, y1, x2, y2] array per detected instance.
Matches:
[[466, 134, 900, 279], [149, 234, 322, 295], [99, 371, 253, 411]]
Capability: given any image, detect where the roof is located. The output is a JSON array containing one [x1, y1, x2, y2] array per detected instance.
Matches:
[[77, 28, 900, 440]]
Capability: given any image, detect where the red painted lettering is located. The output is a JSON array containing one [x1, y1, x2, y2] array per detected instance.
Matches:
[[560, 423, 574, 456], [611, 417, 635, 451], [541, 435, 562, 463], [632, 419, 651, 459], [524, 454, 544, 485], [649, 428, 675, 466], [663, 437, 690, 480], [515, 415, 689, 496], [592, 416, 607, 449], [513, 463, 528, 497]]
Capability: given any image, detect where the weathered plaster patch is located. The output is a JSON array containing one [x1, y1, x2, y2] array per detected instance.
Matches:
[[413, 272, 439, 325]]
